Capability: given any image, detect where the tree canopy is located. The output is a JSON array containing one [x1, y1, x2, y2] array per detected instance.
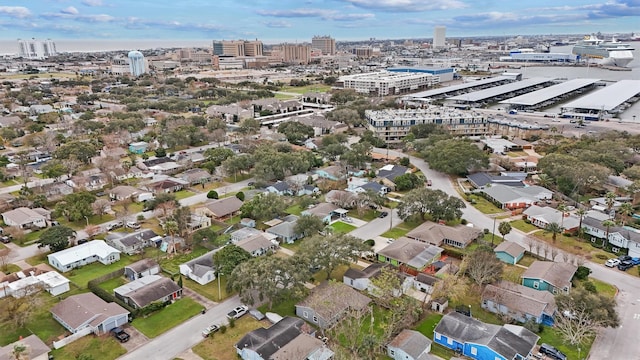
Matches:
[[420, 138, 488, 176], [462, 246, 503, 286], [54, 192, 96, 222], [396, 188, 465, 221], [299, 234, 367, 280], [213, 245, 252, 276], [277, 122, 314, 144], [555, 287, 619, 345], [239, 192, 287, 221], [37, 225, 75, 252]]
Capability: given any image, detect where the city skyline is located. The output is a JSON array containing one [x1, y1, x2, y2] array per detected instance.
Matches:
[[0, 1, 638, 42]]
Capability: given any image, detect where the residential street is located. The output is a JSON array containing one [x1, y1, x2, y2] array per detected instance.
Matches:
[[373, 147, 640, 358], [118, 295, 242, 360]]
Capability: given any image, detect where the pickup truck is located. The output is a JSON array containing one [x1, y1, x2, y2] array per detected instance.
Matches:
[[227, 305, 249, 320], [111, 327, 130, 343]]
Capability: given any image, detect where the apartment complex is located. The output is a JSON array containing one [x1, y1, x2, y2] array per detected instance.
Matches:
[[212, 40, 263, 57], [18, 38, 57, 59], [339, 71, 439, 96], [311, 35, 336, 55], [128, 51, 146, 77], [365, 107, 489, 144], [433, 26, 447, 48], [281, 44, 311, 64]]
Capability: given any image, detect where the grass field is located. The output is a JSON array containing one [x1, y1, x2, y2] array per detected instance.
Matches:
[[132, 297, 202, 338], [50, 335, 126, 360], [66, 255, 138, 288], [98, 276, 128, 293], [510, 219, 540, 233], [184, 276, 231, 302], [174, 190, 196, 200], [285, 204, 303, 216], [280, 84, 331, 94], [380, 219, 423, 239], [467, 195, 504, 214], [348, 209, 379, 222], [538, 327, 592, 360], [159, 246, 210, 274], [330, 221, 357, 234], [193, 317, 264, 360], [257, 291, 301, 318]]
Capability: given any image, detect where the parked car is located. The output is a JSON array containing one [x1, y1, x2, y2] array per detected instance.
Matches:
[[1, 236, 11, 244], [618, 260, 635, 271], [227, 305, 249, 320], [426, 180, 432, 186], [126, 221, 141, 229], [106, 221, 124, 231], [539, 343, 566, 360], [378, 211, 389, 218], [202, 324, 219, 337], [111, 327, 130, 343], [605, 258, 621, 267]]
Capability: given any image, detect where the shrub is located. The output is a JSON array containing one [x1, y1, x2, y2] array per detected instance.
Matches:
[[363, 239, 375, 247], [207, 190, 219, 199], [236, 191, 245, 201], [523, 318, 542, 334], [595, 254, 609, 260], [460, 219, 468, 225], [574, 265, 591, 280], [228, 317, 236, 328], [583, 281, 597, 293], [219, 325, 227, 334]]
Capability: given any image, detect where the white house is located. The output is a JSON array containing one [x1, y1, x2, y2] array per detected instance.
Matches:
[[179, 249, 220, 285], [47, 240, 121, 272], [0, 269, 70, 298], [2, 207, 50, 229]]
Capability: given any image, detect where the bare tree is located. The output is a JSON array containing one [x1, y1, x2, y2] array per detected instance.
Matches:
[[4, 227, 25, 245], [542, 243, 550, 260], [524, 236, 536, 253], [562, 252, 571, 263], [461, 247, 503, 286], [84, 224, 101, 239], [555, 288, 619, 345], [550, 247, 559, 262], [92, 199, 111, 219], [532, 241, 540, 258], [0, 248, 12, 272]]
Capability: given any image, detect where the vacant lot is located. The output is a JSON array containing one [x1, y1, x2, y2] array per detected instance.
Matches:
[[50, 335, 126, 360], [132, 297, 202, 338], [330, 221, 357, 234], [193, 317, 264, 360]]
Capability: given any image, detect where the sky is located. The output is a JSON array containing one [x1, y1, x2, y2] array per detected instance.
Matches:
[[0, 0, 639, 43]]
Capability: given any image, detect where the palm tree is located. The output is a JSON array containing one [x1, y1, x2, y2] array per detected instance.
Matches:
[[163, 220, 179, 254], [498, 221, 512, 242], [544, 222, 564, 244], [11, 343, 27, 360], [537, 173, 553, 188], [605, 191, 617, 218], [602, 219, 616, 248], [575, 208, 587, 238], [618, 202, 634, 226], [556, 202, 568, 228]]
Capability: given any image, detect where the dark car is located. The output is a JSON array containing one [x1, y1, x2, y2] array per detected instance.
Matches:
[[618, 260, 634, 271], [111, 327, 130, 343], [618, 255, 632, 262], [1, 236, 11, 244], [539, 343, 567, 360], [378, 211, 389, 218]]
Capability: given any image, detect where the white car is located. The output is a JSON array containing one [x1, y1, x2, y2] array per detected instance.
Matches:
[[605, 258, 621, 267], [227, 305, 249, 320], [202, 324, 219, 337]]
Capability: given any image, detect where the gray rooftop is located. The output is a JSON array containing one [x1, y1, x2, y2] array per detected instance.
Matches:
[[561, 79, 640, 111], [449, 77, 555, 102], [410, 76, 511, 98], [483, 280, 557, 318], [378, 237, 444, 269], [500, 78, 600, 106]]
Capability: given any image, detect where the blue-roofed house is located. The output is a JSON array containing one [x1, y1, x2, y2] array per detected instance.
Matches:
[[128, 141, 148, 154], [378, 164, 409, 189], [433, 312, 539, 360]]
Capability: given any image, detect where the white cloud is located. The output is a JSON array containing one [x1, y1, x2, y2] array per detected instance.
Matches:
[[61, 6, 79, 15], [82, 0, 105, 6], [257, 8, 374, 21], [0, 6, 31, 19], [341, 0, 466, 12]]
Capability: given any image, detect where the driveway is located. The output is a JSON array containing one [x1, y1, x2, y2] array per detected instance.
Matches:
[[373, 147, 640, 358], [118, 295, 242, 360], [349, 207, 402, 241]]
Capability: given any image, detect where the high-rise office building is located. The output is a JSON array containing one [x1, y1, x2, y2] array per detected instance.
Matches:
[[17, 38, 57, 59], [311, 35, 336, 55], [433, 26, 446, 49], [281, 44, 311, 65], [128, 51, 146, 77], [212, 40, 263, 57]]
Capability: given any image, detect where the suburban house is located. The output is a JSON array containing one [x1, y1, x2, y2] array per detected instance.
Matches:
[[265, 215, 301, 244], [240, 218, 256, 228], [39, 182, 74, 201], [0, 115, 22, 128], [128, 141, 148, 154], [235, 317, 334, 360], [353, 181, 388, 195], [582, 215, 640, 257], [0, 268, 70, 298], [315, 165, 345, 181], [522, 205, 580, 233], [377, 237, 444, 274], [480, 184, 552, 210], [494, 241, 526, 265], [343, 263, 387, 291], [377, 164, 409, 186], [302, 202, 345, 224], [265, 181, 293, 196], [231, 227, 264, 243], [467, 172, 525, 189], [521, 261, 578, 294], [236, 233, 278, 257], [124, 258, 161, 281], [177, 168, 212, 185], [406, 222, 482, 248], [413, 273, 439, 294], [179, 249, 220, 285], [108, 185, 152, 202], [187, 213, 212, 232], [387, 329, 436, 360], [51, 293, 129, 335], [114, 275, 182, 309], [47, 240, 121, 272], [325, 190, 357, 208], [195, 197, 243, 220], [482, 281, 557, 326], [589, 196, 628, 213], [2, 207, 50, 229], [105, 229, 160, 255], [0, 334, 50, 360], [433, 312, 539, 360], [295, 281, 372, 329], [604, 175, 634, 194], [142, 177, 187, 194]]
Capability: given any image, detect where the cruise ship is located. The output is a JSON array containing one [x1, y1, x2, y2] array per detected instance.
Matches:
[[572, 35, 634, 67]]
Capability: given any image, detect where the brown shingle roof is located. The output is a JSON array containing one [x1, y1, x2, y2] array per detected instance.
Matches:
[[482, 280, 557, 318], [50, 293, 129, 330], [297, 282, 371, 320], [204, 197, 243, 218], [494, 241, 525, 258], [406, 222, 482, 247]]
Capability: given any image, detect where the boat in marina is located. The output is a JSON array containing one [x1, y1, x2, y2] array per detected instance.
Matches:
[[572, 35, 634, 67]]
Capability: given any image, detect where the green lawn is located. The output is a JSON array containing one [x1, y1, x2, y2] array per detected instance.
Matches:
[[66, 255, 138, 288], [415, 313, 443, 338], [519, 254, 538, 267], [330, 221, 357, 234], [587, 278, 617, 299], [3, 264, 21, 274], [184, 276, 231, 302], [538, 327, 592, 360], [281, 84, 331, 94], [98, 276, 128, 293], [257, 291, 301, 317], [132, 297, 202, 338], [59, 214, 116, 231], [348, 209, 379, 222], [502, 264, 526, 283], [467, 195, 504, 214], [193, 317, 263, 360], [380, 219, 423, 239], [510, 219, 540, 233], [174, 190, 196, 200], [50, 335, 126, 360], [159, 246, 210, 274], [285, 204, 303, 216], [280, 240, 303, 254], [25, 252, 49, 267]]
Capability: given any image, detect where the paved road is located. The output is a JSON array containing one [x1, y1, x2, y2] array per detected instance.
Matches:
[[373, 147, 640, 358], [349, 207, 402, 244], [118, 295, 242, 360]]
